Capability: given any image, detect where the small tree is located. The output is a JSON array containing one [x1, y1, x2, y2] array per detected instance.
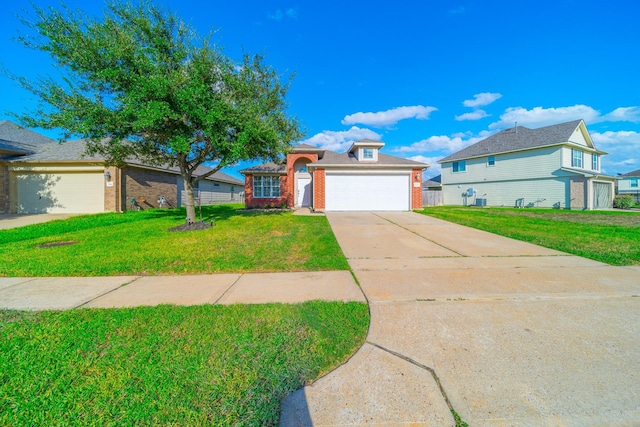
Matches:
[[9, 1, 304, 223]]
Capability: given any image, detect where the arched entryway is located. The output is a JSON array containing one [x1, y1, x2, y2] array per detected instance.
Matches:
[[293, 158, 312, 207]]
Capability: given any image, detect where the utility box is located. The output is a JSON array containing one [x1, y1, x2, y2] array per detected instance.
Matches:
[[475, 198, 487, 207]]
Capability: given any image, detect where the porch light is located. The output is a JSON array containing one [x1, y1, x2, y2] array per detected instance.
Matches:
[[104, 171, 111, 181]]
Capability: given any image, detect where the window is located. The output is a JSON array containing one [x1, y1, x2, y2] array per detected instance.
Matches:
[[572, 149, 583, 168], [487, 156, 495, 167], [363, 148, 374, 159], [253, 175, 280, 198], [452, 160, 466, 173], [631, 178, 639, 188], [592, 154, 598, 170], [213, 183, 220, 187]]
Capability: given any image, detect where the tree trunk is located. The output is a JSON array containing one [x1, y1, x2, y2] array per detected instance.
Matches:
[[179, 164, 197, 223]]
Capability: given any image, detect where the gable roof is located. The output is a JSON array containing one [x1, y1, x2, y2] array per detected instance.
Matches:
[[310, 149, 426, 168], [438, 119, 599, 163], [0, 120, 57, 155], [423, 174, 441, 187], [620, 168, 640, 177]]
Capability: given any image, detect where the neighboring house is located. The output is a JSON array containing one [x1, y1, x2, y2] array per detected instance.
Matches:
[[422, 174, 442, 190], [438, 119, 616, 210], [0, 121, 243, 214], [617, 168, 640, 202], [241, 140, 427, 211], [422, 175, 443, 207]]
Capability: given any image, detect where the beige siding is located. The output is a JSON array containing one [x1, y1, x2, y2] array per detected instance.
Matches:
[[568, 127, 590, 147], [618, 177, 639, 193], [0, 164, 8, 212]]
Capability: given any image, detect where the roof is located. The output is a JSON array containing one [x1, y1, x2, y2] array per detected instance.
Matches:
[[310, 151, 426, 168], [239, 161, 287, 174], [438, 119, 591, 163], [423, 175, 442, 187], [620, 168, 640, 177], [0, 120, 57, 155], [4, 135, 243, 185]]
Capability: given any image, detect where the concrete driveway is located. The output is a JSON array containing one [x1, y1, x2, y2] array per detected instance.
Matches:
[[281, 211, 640, 426], [0, 213, 80, 230]]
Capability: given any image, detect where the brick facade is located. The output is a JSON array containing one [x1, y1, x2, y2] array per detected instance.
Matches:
[[286, 153, 318, 208], [103, 166, 119, 212], [243, 174, 289, 208], [313, 169, 326, 210], [121, 166, 178, 211], [411, 168, 423, 210]]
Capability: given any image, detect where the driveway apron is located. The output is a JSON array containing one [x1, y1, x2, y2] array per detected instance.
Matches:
[[280, 211, 640, 426]]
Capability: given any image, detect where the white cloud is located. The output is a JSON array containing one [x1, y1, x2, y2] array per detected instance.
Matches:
[[489, 105, 601, 129], [591, 130, 640, 145], [455, 109, 490, 121], [268, 8, 297, 21], [299, 126, 382, 152], [342, 105, 437, 127], [395, 134, 484, 155], [463, 92, 502, 108], [600, 107, 640, 123], [409, 155, 442, 177]]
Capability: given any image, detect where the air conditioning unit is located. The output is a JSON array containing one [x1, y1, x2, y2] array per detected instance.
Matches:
[[475, 198, 487, 207]]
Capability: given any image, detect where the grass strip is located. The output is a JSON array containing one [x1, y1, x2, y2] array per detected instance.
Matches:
[[419, 207, 640, 265], [0, 205, 349, 276], [0, 301, 369, 426]]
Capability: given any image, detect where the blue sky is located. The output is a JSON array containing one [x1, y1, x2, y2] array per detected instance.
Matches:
[[1, 0, 639, 180]]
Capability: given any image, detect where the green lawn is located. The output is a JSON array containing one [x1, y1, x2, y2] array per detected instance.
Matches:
[[0, 205, 349, 276], [0, 302, 369, 426], [419, 207, 640, 266]]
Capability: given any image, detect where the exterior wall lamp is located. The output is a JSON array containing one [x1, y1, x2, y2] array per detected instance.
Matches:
[[104, 170, 111, 181]]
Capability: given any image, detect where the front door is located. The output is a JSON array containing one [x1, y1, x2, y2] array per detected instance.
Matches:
[[297, 177, 311, 207]]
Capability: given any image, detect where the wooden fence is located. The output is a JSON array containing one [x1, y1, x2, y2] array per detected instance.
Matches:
[[422, 190, 443, 207]]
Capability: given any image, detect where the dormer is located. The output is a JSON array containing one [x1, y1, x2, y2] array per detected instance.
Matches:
[[348, 140, 385, 162]]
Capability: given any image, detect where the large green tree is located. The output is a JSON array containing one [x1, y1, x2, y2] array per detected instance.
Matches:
[[10, 1, 303, 222]]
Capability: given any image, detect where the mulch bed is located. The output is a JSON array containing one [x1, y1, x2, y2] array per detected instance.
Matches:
[[168, 222, 213, 232]]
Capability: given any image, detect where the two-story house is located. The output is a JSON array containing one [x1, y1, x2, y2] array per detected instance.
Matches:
[[438, 119, 615, 209], [617, 169, 640, 202], [241, 140, 427, 211]]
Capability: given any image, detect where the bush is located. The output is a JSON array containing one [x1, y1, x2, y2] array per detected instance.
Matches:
[[613, 195, 635, 209]]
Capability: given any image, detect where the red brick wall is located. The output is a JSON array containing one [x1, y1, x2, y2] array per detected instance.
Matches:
[[313, 169, 326, 210], [243, 174, 289, 208], [286, 153, 318, 208], [412, 168, 423, 210]]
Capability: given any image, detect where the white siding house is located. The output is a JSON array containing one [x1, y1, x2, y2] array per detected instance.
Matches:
[[617, 169, 640, 202], [439, 120, 615, 210]]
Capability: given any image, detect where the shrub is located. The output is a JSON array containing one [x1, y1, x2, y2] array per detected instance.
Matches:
[[613, 195, 635, 209]]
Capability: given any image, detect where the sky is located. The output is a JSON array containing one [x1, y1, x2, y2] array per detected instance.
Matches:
[[1, 0, 639, 180]]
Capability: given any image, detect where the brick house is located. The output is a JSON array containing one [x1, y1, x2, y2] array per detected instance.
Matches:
[[241, 141, 428, 211], [0, 121, 243, 214]]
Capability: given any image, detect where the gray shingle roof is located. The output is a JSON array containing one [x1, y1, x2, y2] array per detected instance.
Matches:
[[0, 120, 57, 155], [438, 119, 585, 163], [311, 150, 426, 167], [620, 168, 640, 177], [239, 161, 286, 174], [4, 135, 243, 185]]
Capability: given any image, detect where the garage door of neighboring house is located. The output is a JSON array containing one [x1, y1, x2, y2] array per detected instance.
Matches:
[[325, 172, 410, 211], [16, 172, 104, 214], [592, 181, 612, 209]]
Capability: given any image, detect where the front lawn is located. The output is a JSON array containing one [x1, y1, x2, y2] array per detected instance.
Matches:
[[419, 207, 640, 265], [0, 205, 349, 276], [0, 302, 369, 426]]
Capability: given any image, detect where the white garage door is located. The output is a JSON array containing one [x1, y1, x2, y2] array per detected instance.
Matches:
[[16, 172, 104, 214], [325, 173, 410, 211]]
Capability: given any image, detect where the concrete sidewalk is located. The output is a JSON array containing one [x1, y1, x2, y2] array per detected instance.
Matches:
[[0, 271, 366, 311], [281, 211, 640, 426]]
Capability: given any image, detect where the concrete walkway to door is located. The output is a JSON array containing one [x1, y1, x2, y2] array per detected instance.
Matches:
[[281, 211, 640, 426]]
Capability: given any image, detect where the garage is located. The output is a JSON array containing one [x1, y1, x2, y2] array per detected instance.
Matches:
[[325, 172, 410, 211], [14, 171, 104, 214]]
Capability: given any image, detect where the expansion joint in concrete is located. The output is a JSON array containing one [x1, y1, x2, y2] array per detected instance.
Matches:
[[367, 341, 460, 418], [373, 213, 465, 256], [213, 274, 244, 304], [75, 276, 142, 309]]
